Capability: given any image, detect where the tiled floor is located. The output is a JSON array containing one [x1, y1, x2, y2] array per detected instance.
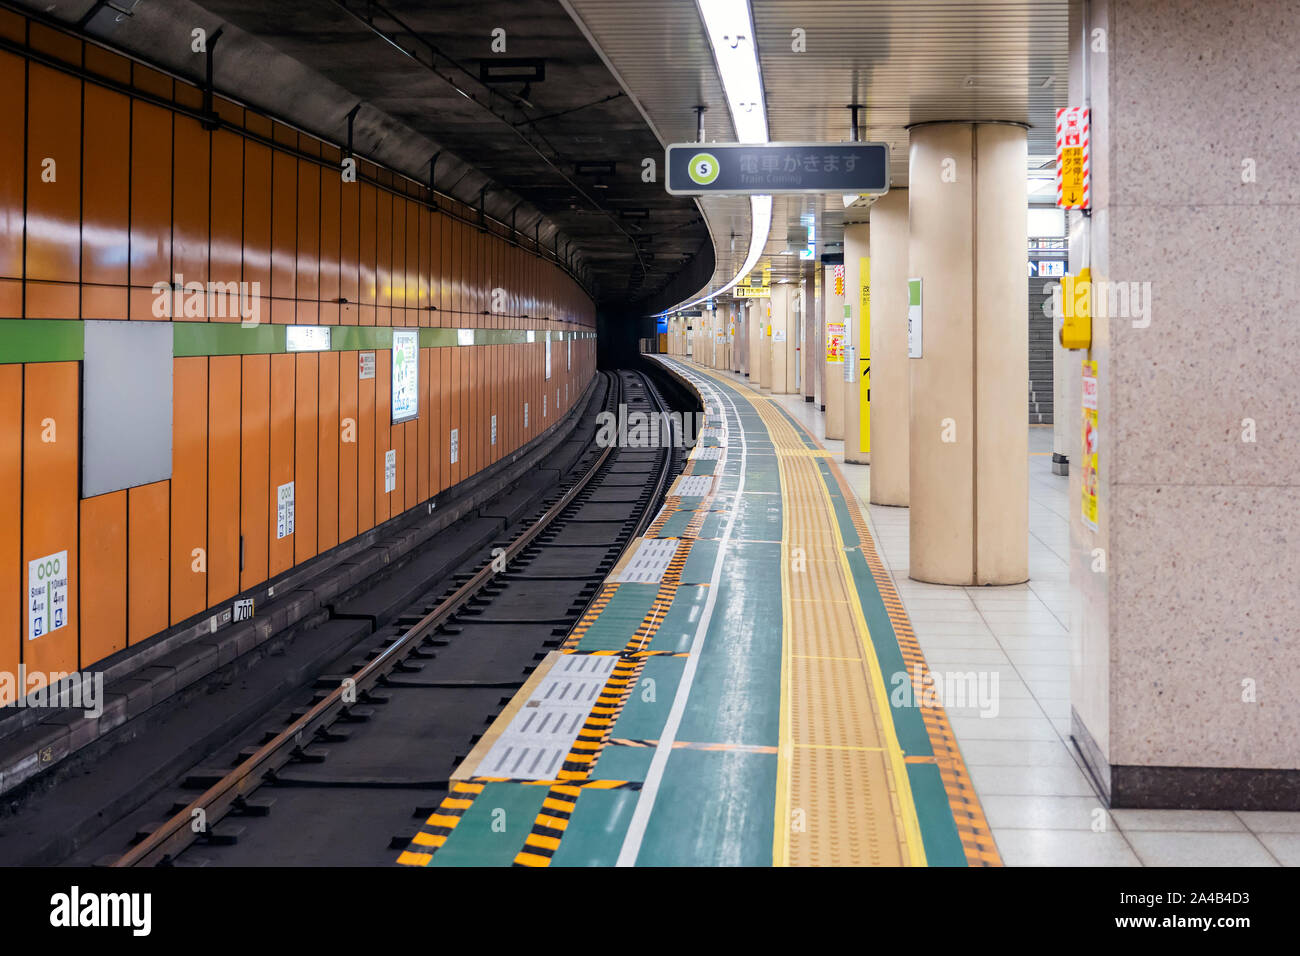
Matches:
[[710, 368, 1298, 867]]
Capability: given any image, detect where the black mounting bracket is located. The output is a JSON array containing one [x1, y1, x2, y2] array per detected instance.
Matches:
[[199, 27, 225, 131]]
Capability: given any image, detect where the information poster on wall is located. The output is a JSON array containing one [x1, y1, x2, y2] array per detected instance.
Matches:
[[567, 337, 572, 371], [491, 414, 498, 446], [450, 428, 460, 465], [27, 550, 69, 641], [391, 329, 419, 423], [907, 279, 923, 358], [359, 351, 376, 380], [385, 449, 396, 493], [826, 319, 845, 363], [1081, 360, 1099, 530], [276, 482, 295, 539], [545, 335, 552, 380]]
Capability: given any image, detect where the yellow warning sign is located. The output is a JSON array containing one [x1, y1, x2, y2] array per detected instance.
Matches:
[[1081, 359, 1099, 531]]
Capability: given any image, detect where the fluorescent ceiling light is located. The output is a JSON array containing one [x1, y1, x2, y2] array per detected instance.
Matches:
[[656, 0, 770, 317], [694, 0, 768, 143]]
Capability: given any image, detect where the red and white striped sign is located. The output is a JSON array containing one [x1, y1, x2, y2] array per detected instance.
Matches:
[[1056, 106, 1090, 209]]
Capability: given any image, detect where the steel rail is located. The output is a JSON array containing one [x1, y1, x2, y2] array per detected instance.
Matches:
[[114, 371, 623, 867]]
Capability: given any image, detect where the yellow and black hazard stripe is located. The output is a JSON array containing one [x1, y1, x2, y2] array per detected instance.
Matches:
[[512, 780, 642, 867], [396, 779, 485, 867], [645, 496, 680, 536], [622, 506, 709, 655], [827, 466, 1002, 867], [558, 654, 646, 780], [561, 582, 619, 651]]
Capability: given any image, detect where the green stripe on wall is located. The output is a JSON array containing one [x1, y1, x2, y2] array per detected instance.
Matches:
[[0, 319, 592, 364], [329, 326, 393, 352], [0, 319, 85, 364], [173, 321, 286, 356]]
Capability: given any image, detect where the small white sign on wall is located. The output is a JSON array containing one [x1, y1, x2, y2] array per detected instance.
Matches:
[[545, 336, 552, 380], [524, 402, 529, 428], [276, 482, 295, 539], [907, 278, 923, 358], [27, 550, 69, 641], [450, 428, 460, 464], [491, 414, 498, 446], [359, 351, 376, 380], [385, 449, 397, 493]]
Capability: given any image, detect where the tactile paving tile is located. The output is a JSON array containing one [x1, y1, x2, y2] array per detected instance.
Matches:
[[750, 394, 916, 867], [474, 654, 618, 779], [674, 475, 714, 497], [614, 538, 680, 584]]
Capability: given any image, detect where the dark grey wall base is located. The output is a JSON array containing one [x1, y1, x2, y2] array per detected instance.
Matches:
[[805, 395, 813, 402], [1072, 708, 1300, 810]]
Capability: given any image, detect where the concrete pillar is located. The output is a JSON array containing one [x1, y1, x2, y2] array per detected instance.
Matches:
[[770, 285, 791, 393], [907, 121, 1028, 585], [810, 263, 823, 407], [788, 284, 802, 394], [747, 301, 760, 383], [868, 188, 910, 506], [1064, 0, 1300, 808], [844, 221, 870, 463], [823, 263, 845, 437], [757, 298, 772, 390]]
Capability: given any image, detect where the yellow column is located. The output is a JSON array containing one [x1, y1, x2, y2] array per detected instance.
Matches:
[[844, 221, 870, 464]]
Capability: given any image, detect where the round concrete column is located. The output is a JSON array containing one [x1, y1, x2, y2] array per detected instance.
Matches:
[[868, 188, 910, 506], [908, 122, 1028, 585], [823, 263, 845, 437], [844, 221, 870, 463], [770, 284, 791, 393], [757, 298, 772, 389]]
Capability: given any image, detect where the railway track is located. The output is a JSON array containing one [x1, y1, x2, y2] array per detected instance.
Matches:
[[88, 368, 679, 867]]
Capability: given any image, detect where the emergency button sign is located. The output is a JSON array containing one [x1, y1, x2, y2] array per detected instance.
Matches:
[[28, 550, 69, 641]]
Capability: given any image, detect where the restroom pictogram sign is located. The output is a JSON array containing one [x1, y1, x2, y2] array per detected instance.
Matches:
[[1056, 107, 1090, 209]]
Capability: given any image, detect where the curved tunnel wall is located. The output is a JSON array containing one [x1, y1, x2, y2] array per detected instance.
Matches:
[[0, 10, 597, 689]]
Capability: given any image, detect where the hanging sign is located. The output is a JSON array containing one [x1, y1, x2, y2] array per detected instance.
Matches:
[[1056, 107, 1091, 209], [666, 142, 890, 195]]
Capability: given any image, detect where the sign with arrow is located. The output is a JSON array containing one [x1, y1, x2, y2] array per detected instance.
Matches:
[[1056, 107, 1090, 209]]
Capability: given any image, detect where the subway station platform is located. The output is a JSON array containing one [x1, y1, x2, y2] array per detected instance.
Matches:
[[397, 356, 1000, 867]]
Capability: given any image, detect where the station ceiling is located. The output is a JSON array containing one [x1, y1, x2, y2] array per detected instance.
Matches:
[[30, 0, 711, 312], [26, 0, 1069, 317], [563, 0, 1070, 302]]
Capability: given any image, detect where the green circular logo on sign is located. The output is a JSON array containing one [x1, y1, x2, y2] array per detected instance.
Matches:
[[688, 152, 721, 186]]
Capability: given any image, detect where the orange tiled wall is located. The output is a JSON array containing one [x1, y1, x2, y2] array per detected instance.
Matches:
[[0, 11, 597, 694]]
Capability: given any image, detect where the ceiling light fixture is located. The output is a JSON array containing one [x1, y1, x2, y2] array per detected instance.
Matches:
[[655, 0, 771, 316]]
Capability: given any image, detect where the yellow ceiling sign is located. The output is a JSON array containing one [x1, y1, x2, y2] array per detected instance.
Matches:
[[734, 286, 771, 298]]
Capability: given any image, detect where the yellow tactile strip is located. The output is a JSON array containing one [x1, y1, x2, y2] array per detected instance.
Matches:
[[684, 364, 1001, 867], [825, 464, 1003, 866], [746, 395, 925, 867]]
